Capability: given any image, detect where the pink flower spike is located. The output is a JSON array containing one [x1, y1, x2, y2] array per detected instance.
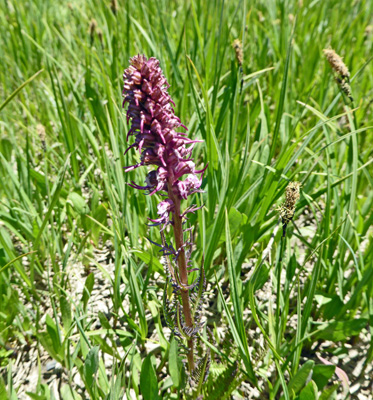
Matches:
[[122, 54, 207, 201]]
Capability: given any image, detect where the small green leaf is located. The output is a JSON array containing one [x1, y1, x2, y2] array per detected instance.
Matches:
[[45, 314, 61, 354], [168, 337, 181, 388], [98, 311, 111, 330], [0, 248, 6, 265], [227, 207, 248, 239], [132, 249, 163, 272], [0, 377, 6, 399], [81, 273, 94, 312], [140, 355, 159, 400], [287, 360, 314, 395], [60, 384, 82, 400], [91, 204, 107, 245], [314, 318, 367, 341], [68, 192, 89, 215], [38, 330, 61, 362], [319, 384, 338, 400], [312, 364, 335, 390], [84, 346, 99, 388], [108, 372, 124, 400], [91, 335, 114, 357], [60, 295, 72, 334], [299, 380, 318, 400], [29, 169, 48, 197], [322, 295, 344, 319], [128, 258, 147, 340]]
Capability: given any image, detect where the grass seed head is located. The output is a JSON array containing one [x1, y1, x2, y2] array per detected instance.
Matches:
[[89, 18, 97, 38], [232, 39, 243, 67], [97, 28, 103, 45], [278, 181, 301, 225], [323, 48, 353, 101], [36, 124, 46, 143], [111, 0, 118, 15], [338, 77, 353, 101], [36, 124, 46, 151], [323, 48, 350, 79]]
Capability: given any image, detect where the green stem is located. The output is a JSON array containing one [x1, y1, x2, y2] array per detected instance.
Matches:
[[275, 230, 287, 349]]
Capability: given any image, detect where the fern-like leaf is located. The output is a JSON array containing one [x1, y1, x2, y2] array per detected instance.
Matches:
[[203, 362, 243, 400]]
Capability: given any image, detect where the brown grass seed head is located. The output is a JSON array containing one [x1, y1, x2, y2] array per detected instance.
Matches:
[[323, 48, 350, 79], [232, 39, 243, 67], [278, 181, 301, 225]]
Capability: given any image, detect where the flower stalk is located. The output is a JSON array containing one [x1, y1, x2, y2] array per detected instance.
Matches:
[[122, 55, 208, 377], [167, 182, 195, 370]]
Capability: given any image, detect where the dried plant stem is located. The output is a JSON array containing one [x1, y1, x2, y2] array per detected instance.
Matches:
[[167, 180, 195, 372]]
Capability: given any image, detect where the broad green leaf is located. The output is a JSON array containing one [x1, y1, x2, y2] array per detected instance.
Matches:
[[319, 384, 338, 400], [298, 380, 318, 400], [287, 360, 314, 396], [312, 364, 335, 390], [60, 385, 82, 400], [60, 295, 72, 335], [314, 319, 367, 341], [91, 204, 108, 245], [38, 324, 62, 362], [228, 207, 248, 239], [128, 258, 148, 340], [169, 337, 181, 388], [84, 346, 100, 388], [140, 355, 159, 400], [45, 314, 61, 354], [81, 273, 95, 312], [0, 377, 6, 399], [132, 249, 163, 272], [67, 192, 89, 216]]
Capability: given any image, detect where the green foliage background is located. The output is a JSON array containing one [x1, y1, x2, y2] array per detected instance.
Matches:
[[0, 0, 372, 399]]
